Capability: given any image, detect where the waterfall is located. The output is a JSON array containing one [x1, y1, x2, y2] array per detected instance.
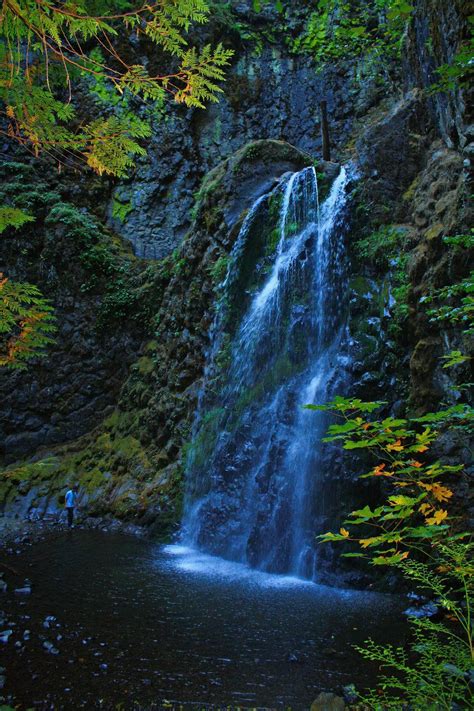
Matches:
[[183, 165, 350, 580]]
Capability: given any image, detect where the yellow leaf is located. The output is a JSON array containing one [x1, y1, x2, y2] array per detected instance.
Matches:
[[415, 445, 428, 452], [359, 537, 380, 548], [425, 509, 448, 525], [387, 439, 404, 451], [340, 527, 350, 538], [399, 551, 409, 560], [431, 484, 453, 503], [419, 503, 433, 515]]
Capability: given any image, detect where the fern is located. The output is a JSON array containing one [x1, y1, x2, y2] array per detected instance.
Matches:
[[176, 44, 234, 107], [0, 0, 234, 175], [0, 206, 35, 233], [83, 115, 151, 177], [0, 274, 57, 369]]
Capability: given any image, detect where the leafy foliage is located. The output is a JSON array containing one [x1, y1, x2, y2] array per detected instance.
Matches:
[[112, 197, 133, 223], [355, 224, 410, 332], [209, 0, 276, 57], [289, 0, 413, 65], [0, 206, 35, 233], [430, 16, 474, 93], [312, 252, 474, 709], [355, 225, 408, 270], [425, 271, 474, 337], [0, 274, 56, 369], [308, 397, 466, 564], [0, 0, 233, 175], [356, 542, 473, 710], [421, 232, 473, 393]]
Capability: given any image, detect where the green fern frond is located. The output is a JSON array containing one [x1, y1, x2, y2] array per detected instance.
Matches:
[[0, 274, 56, 369], [83, 115, 151, 177], [0, 207, 35, 234]]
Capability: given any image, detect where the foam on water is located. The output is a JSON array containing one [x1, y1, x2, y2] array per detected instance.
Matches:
[[162, 544, 316, 589]]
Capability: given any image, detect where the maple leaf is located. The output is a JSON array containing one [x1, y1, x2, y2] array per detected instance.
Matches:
[[359, 537, 380, 548], [340, 527, 350, 538], [389, 495, 415, 506], [431, 484, 453, 503], [419, 503, 433, 515], [387, 439, 404, 451], [410, 460, 423, 468], [425, 509, 448, 525], [372, 463, 394, 477], [415, 444, 429, 452]]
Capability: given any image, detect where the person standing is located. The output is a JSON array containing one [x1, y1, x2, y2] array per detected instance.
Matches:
[[65, 484, 79, 528]]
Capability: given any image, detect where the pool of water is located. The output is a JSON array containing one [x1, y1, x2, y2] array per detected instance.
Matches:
[[3, 530, 407, 709]]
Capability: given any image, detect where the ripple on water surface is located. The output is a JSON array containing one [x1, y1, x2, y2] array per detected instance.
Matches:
[[4, 531, 406, 709]]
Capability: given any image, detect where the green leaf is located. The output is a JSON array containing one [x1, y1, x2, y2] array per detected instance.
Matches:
[[349, 505, 380, 521], [441, 350, 470, 368], [341, 552, 366, 558], [408, 525, 449, 538], [343, 438, 378, 449]]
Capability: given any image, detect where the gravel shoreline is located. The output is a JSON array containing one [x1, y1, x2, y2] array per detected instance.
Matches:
[[0, 515, 147, 555]]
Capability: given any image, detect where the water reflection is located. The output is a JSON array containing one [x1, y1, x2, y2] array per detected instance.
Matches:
[[4, 531, 406, 709]]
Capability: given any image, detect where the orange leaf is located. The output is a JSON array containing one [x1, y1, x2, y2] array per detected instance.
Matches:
[[340, 527, 350, 538], [415, 445, 428, 453], [410, 460, 423, 468], [370, 464, 395, 477], [387, 439, 404, 452]]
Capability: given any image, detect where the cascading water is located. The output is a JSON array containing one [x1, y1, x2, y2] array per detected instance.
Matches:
[[183, 165, 351, 580]]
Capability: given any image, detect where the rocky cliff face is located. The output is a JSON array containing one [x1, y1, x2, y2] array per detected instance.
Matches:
[[106, 2, 387, 259], [0, 0, 471, 565], [0, 140, 319, 530]]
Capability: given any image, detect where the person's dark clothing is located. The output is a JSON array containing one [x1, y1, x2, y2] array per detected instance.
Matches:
[[66, 507, 74, 527]]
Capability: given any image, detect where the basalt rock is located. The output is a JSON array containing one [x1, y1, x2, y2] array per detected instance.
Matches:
[[1, 140, 324, 533]]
